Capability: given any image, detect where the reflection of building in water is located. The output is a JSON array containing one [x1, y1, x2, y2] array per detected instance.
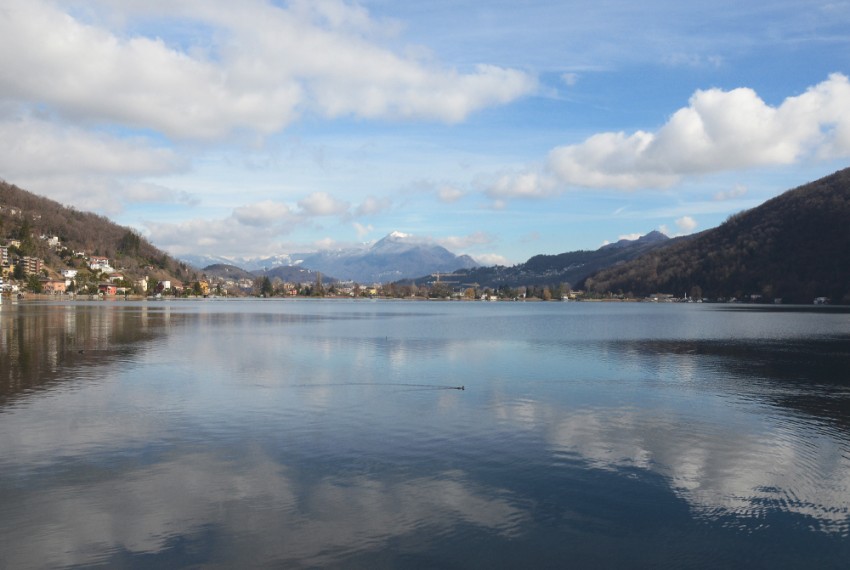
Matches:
[[0, 306, 164, 403]]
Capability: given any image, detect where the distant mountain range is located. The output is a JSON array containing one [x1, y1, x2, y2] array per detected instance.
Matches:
[[401, 229, 680, 289], [5, 165, 850, 302], [202, 262, 331, 285], [584, 167, 850, 303], [180, 253, 297, 272], [186, 231, 478, 283]]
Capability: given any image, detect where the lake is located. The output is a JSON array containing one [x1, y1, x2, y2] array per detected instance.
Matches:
[[1, 299, 849, 568]]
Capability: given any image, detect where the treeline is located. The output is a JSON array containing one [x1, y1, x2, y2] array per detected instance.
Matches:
[[583, 168, 850, 303]]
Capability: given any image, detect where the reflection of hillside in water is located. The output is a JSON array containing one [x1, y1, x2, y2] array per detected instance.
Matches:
[[609, 336, 850, 434], [0, 304, 166, 405]]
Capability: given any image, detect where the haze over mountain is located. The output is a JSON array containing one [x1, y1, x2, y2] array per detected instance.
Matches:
[[583, 167, 850, 303], [185, 232, 478, 284], [299, 232, 477, 283], [181, 253, 297, 273]]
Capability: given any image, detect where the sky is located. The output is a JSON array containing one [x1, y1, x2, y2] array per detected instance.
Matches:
[[1, 0, 850, 265]]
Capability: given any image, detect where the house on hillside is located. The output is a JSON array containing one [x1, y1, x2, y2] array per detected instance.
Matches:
[[22, 256, 43, 275], [89, 256, 114, 273], [98, 283, 118, 296], [41, 235, 61, 248], [42, 279, 67, 294]]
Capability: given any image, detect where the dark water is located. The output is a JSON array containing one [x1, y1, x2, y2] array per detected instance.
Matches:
[[1, 300, 849, 569]]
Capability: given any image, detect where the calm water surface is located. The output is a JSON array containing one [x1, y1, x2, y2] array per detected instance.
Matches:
[[1, 300, 849, 568]]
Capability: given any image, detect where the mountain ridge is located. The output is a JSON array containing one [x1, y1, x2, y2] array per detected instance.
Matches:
[[583, 167, 850, 302], [401, 230, 679, 290], [186, 231, 478, 283]]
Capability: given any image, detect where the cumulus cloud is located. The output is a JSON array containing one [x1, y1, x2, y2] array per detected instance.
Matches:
[[147, 197, 305, 256], [353, 222, 374, 238], [486, 74, 850, 198], [435, 231, 494, 251], [145, 215, 286, 257], [437, 185, 465, 203], [0, 115, 189, 212], [233, 200, 297, 227], [0, 0, 536, 140], [619, 233, 643, 242], [354, 195, 392, 217], [147, 189, 381, 256], [675, 216, 698, 234], [122, 181, 198, 206], [485, 171, 558, 200], [0, 116, 183, 177], [474, 253, 510, 266], [714, 184, 748, 201], [297, 191, 350, 217]]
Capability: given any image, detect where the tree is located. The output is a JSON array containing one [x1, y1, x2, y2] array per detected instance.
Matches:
[[260, 276, 273, 297], [313, 272, 325, 297], [118, 230, 141, 256], [430, 282, 451, 298], [690, 285, 703, 300], [26, 274, 43, 293]]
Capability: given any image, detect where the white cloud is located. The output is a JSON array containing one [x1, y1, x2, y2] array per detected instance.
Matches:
[[487, 74, 850, 198], [0, 116, 183, 177], [144, 216, 287, 257], [312, 236, 339, 250], [663, 53, 723, 68], [437, 185, 465, 203], [0, 115, 190, 213], [435, 231, 493, 251], [146, 198, 304, 256], [122, 181, 198, 206], [297, 191, 350, 217], [714, 184, 748, 201], [561, 72, 579, 86], [485, 171, 558, 200], [675, 216, 698, 234], [233, 200, 297, 227], [352, 222, 374, 238], [354, 195, 392, 217], [0, 0, 536, 140], [474, 253, 510, 266], [618, 233, 643, 242]]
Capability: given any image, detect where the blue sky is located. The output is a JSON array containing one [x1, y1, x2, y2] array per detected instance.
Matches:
[[2, 1, 850, 265]]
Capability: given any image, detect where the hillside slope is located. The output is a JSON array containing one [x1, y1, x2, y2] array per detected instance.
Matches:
[[583, 168, 850, 303], [0, 180, 193, 287], [403, 231, 678, 290]]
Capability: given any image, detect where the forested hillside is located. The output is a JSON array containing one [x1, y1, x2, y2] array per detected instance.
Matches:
[[1, 180, 193, 285], [400, 230, 678, 291], [583, 168, 850, 303]]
